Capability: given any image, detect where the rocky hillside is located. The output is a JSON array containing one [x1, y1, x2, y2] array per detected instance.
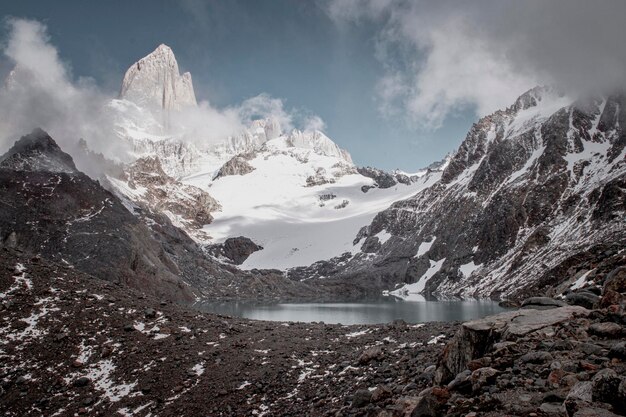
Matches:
[[0, 129, 194, 302], [0, 129, 328, 302], [0, 248, 455, 417], [298, 87, 626, 300], [104, 155, 221, 241]]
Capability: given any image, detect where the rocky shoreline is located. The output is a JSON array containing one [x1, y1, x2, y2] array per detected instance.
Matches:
[[1, 248, 624, 416]]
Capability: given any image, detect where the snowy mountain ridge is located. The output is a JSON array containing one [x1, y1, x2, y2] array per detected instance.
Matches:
[[2, 43, 623, 301], [291, 86, 625, 299]]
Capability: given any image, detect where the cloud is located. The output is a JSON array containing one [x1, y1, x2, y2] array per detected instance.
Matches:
[[327, 0, 626, 128], [326, 0, 393, 22], [170, 93, 307, 143], [302, 115, 326, 132], [0, 18, 327, 168], [0, 18, 114, 154], [235, 93, 294, 132]]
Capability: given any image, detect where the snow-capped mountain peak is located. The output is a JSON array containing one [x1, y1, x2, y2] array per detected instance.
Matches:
[[119, 44, 197, 111], [287, 129, 353, 163], [99, 44, 420, 270]]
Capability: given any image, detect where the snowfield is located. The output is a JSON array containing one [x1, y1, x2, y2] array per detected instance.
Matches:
[[184, 137, 438, 270]]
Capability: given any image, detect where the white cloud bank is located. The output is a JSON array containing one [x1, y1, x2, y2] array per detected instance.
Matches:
[[0, 18, 112, 153], [0, 18, 327, 157], [327, 0, 626, 129]]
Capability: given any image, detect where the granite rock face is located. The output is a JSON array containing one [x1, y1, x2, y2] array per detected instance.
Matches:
[[119, 44, 197, 111]]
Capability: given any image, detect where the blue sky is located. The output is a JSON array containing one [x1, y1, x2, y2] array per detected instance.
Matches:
[[3, 1, 622, 170], [0, 0, 478, 170]]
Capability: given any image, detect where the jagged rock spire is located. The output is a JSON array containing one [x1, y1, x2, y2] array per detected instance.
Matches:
[[119, 44, 197, 111]]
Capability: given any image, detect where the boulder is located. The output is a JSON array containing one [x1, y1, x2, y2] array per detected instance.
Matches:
[[434, 306, 589, 384], [591, 369, 621, 404], [72, 377, 90, 388], [608, 341, 626, 359], [521, 297, 567, 309], [358, 346, 383, 365], [391, 397, 420, 416], [543, 390, 568, 403], [416, 365, 436, 385], [603, 266, 626, 294], [573, 408, 621, 417], [206, 236, 263, 265], [540, 402, 565, 415], [447, 370, 472, 394], [469, 367, 498, 392], [566, 291, 600, 309], [600, 289, 624, 309], [351, 389, 372, 408], [564, 381, 593, 417], [410, 387, 450, 417], [588, 322, 624, 338], [371, 385, 392, 402], [467, 356, 492, 371], [617, 379, 626, 412], [520, 351, 554, 364]]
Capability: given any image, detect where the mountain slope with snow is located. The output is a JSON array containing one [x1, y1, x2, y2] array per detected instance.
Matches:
[[183, 137, 435, 269], [48, 44, 625, 301], [0, 129, 331, 301], [301, 87, 625, 299]]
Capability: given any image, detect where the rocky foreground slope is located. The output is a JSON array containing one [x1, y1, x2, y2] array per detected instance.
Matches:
[[1, 249, 625, 416]]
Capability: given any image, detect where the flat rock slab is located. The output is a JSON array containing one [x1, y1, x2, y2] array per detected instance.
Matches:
[[521, 296, 568, 308], [464, 306, 590, 339]]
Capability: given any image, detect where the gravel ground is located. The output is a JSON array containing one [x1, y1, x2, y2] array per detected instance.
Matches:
[[0, 248, 456, 416]]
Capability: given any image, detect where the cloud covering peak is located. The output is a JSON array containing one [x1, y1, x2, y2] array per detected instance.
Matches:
[[327, 0, 626, 128]]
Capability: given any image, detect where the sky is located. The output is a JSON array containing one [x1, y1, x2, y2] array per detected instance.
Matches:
[[1, 0, 625, 171]]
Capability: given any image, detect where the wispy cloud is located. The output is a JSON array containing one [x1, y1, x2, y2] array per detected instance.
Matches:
[[0, 18, 113, 153], [302, 115, 326, 132], [0, 18, 328, 163], [326, 0, 626, 129]]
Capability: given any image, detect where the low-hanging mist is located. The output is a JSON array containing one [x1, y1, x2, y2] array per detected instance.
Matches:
[[0, 18, 326, 165]]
